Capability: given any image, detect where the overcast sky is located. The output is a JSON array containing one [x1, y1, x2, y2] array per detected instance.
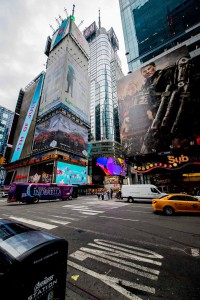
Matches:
[[0, 0, 128, 112]]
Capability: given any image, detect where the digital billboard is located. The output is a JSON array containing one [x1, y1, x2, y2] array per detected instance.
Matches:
[[33, 114, 88, 157], [95, 157, 126, 176], [56, 161, 87, 185], [29, 162, 53, 183], [117, 46, 200, 156], [11, 73, 44, 162]]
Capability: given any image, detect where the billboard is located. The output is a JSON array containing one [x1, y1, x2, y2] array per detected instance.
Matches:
[[38, 51, 90, 125], [11, 73, 44, 162], [50, 17, 70, 51], [56, 161, 87, 185], [29, 162, 54, 183], [62, 51, 90, 124], [94, 157, 126, 176], [117, 47, 200, 156], [33, 114, 88, 157], [71, 20, 89, 56]]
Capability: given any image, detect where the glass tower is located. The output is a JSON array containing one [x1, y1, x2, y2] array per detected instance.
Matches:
[[119, 0, 200, 71], [84, 22, 124, 159]]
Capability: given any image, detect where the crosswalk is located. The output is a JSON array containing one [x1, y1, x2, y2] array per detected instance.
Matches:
[[2, 200, 129, 231]]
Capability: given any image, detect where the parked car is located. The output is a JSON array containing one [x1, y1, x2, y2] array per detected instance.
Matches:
[[152, 194, 200, 215], [0, 191, 8, 198]]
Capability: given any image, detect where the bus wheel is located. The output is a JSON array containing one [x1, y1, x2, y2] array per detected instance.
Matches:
[[68, 195, 72, 200], [33, 197, 39, 204]]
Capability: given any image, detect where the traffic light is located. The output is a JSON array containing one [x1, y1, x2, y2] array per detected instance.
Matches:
[[0, 157, 6, 165]]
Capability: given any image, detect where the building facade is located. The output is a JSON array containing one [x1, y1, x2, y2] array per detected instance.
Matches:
[[119, 0, 200, 71], [0, 106, 14, 187], [0, 106, 14, 156], [118, 0, 200, 193], [5, 16, 90, 187], [83, 21, 126, 186]]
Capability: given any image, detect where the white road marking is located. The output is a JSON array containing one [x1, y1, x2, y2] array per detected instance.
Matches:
[[71, 208, 104, 213], [99, 216, 139, 222], [68, 260, 155, 300], [69, 239, 163, 299], [191, 248, 200, 256], [81, 212, 99, 215], [8, 216, 57, 230], [38, 217, 70, 225], [50, 215, 79, 221]]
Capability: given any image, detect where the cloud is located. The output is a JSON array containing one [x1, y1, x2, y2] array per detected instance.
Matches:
[[0, 0, 128, 111]]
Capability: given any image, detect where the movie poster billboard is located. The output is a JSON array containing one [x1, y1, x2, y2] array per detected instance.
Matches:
[[117, 46, 200, 156], [56, 161, 87, 185], [33, 113, 88, 157]]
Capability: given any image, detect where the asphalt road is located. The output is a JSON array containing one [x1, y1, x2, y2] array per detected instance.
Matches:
[[0, 195, 200, 299]]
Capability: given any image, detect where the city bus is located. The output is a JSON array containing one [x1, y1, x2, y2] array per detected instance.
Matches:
[[7, 182, 78, 204]]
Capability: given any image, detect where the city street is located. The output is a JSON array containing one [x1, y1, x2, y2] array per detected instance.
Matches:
[[0, 195, 200, 299]]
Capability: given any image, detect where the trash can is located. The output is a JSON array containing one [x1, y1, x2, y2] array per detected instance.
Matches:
[[0, 219, 68, 300]]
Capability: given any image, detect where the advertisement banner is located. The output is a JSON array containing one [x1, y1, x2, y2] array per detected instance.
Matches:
[[56, 161, 87, 185], [38, 53, 66, 117], [117, 46, 200, 156], [50, 17, 70, 50], [29, 162, 54, 183], [33, 114, 88, 157], [11, 74, 44, 162], [38, 51, 90, 125], [71, 21, 89, 56], [62, 51, 90, 125]]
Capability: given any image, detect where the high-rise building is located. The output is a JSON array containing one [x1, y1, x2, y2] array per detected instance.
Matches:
[[5, 15, 90, 186], [0, 106, 14, 186], [83, 19, 125, 185], [119, 0, 200, 71], [0, 106, 14, 156], [118, 0, 200, 192]]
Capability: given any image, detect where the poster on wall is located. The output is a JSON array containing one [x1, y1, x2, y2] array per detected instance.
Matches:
[[33, 114, 88, 157], [56, 161, 87, 185], [117, 46, 200, 156]]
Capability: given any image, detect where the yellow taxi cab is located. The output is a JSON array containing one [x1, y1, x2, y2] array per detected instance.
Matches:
[[152, 194, 200, 216]]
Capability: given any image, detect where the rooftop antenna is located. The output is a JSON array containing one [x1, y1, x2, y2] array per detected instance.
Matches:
[[59, 15, 63, 23], [49, 24, 55, 33], [55, 17, 60, 27], [98, 9, 101, 29], [78, 20, 84, 28], [64, 7, 68, 17], [72, 4, 75, 16]]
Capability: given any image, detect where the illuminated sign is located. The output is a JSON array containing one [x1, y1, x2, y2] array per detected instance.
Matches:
[[56, 161, 87, 185], [11, 74, 44, 162], [167, 155, 189, 164]]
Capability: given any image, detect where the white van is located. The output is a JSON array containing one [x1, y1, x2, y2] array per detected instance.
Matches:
[[121, 184, 167, 203]]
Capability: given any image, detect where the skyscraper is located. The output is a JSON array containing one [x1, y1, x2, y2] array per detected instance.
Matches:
[[0, 106, 14, 156], [119, 0, 200, 71], [5, 15, 90, 186], [83, 19, 125, 184]]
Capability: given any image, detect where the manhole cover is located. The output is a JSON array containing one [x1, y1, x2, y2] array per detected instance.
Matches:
[[184, 248, 200, 257]]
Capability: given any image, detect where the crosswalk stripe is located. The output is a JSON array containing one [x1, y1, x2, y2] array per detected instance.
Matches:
[[71, 208, 104, 213], [8, 216, 57, 230]]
